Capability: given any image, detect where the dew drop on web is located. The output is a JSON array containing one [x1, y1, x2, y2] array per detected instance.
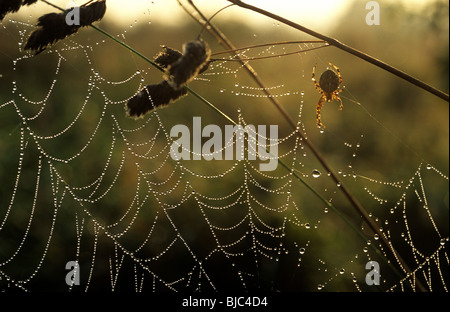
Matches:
[[312, 169, 321, 178]]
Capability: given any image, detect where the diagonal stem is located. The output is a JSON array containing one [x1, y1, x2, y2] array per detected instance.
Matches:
[[186, 0, 427, 291], [227, 0, 449, 103]]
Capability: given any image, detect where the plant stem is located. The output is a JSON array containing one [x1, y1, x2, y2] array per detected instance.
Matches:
[[227, 0, 449, 103], [186, 0, 427, 291]]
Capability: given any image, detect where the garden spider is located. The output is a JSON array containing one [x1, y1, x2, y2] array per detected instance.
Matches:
[[312, 63, 344, 128]]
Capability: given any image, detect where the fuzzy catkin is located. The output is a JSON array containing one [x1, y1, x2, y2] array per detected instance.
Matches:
[[164, 39, 211, 90], [126, 81, 188, 118]]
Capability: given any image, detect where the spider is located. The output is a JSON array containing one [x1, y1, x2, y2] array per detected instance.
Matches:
[[312, 63, 344, 128]]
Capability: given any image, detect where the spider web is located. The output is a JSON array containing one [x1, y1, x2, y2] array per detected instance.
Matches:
[[0, 0, 448, 294]]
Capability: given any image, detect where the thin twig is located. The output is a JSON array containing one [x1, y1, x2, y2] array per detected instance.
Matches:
[[227, 0, 449, 103], [210, 40, 327, 56], [211, 45, 329, 62]]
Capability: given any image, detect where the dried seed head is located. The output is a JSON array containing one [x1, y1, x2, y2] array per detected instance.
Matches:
[[164, 39, 211, 90], [0, 0, 38, 21], [126, 81, 188, 118], [155, 44, 210, 75], [77, 0, 107, 26], [154, 46, 183, 69], [24, 0, 106, 54], [24, 13, 79, 54]]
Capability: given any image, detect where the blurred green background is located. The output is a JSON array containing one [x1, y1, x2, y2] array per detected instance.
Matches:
[[0, 0, 448, 292]]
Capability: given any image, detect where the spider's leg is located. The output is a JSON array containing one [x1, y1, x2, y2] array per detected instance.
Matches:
[[316, 96, 326, 128], [336, 95, 343, 111], [332, 92, 344, 111]]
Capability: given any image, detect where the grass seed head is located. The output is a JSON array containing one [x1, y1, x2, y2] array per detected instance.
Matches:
[[154, 46, 183, 69], [164, 39, 211, 90], [126, 81, 188, 118], [24, 0, 106, 54], [0, 0, 38, 21]]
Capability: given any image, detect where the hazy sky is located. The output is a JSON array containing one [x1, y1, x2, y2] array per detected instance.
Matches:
[[105, 0, 435, 30], [108, 0, 355, 31], [18, 0, 437, 32]]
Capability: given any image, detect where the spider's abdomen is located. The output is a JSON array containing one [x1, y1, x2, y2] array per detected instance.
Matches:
[[319, 69, 340, 93]]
